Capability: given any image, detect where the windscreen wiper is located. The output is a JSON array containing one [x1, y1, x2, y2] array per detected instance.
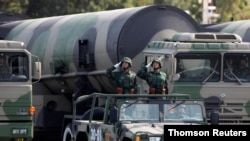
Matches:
[[224, 60, 242, 85], [124, 99, 139, 109], [168, 100, 185, 111], [202, 60, 219, 84]]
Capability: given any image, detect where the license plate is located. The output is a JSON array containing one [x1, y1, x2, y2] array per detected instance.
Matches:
[[12, 128, 28, 135]]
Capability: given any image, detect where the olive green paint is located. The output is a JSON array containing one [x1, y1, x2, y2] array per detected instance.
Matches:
[[172, 82, 203, 99], [5, 20, 35, 40], [52, 14, 98, 67]]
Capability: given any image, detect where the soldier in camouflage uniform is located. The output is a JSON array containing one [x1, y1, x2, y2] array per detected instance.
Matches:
[[137, 58, 168, 94], [234, 57, 250, 78], [106, 57, 137, 94], [0, 54, 10, 79]]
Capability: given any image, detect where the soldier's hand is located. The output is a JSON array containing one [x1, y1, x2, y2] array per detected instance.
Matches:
[[114, 62, 121, 68], [145, 62, 152, 68]]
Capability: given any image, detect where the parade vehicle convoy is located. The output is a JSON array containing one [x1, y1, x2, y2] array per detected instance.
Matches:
[[0, 4, 201, 139], [0, 40, 41, 141], [62, 93, 218, 141], [140, 32, 250, 124], [1, 3, 250, 141]]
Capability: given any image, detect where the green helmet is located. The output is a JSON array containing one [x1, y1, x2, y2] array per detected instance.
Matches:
[[151, 58, 162, 68], [121, 57, 132, 67]]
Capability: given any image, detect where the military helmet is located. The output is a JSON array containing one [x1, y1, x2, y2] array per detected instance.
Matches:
[[121, 57, 132, 67], [151, 58, 162, 68]]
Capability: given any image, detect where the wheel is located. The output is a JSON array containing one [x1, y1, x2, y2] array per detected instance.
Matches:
[[63, 123, 73, 141]]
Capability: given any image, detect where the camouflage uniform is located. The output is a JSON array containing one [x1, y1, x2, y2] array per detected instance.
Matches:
[[233, 58, 250, 78], [137, 58, 168, 94], [234, 66, 250, 78], [0, 57, 10, 79], [0, 66, 9, 74], [106, 57, 137, 94]]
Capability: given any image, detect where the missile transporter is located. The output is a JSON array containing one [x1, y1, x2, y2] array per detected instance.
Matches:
[[62, 93, 217, 141], [0, 4, 200, 138]]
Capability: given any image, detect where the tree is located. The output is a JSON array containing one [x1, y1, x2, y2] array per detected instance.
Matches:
[[1, 0, 250, 23]]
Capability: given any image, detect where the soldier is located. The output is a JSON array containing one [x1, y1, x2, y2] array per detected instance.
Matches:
[[234, 57, 250, 78], [0, 54, 10, 79], [137, 57, 168, 94], [165, 105, 189, 119], [175, 105, 189, 119], [106, 57, 137, 94]]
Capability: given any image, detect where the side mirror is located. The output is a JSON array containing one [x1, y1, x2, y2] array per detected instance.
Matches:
[[33, 61, 41, 80]]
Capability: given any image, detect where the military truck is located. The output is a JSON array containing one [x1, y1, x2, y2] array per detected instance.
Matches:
[[0, 5, 201, 138], [140, 32, 250, 124], [0, 40, 41, 141], [62, 93, 217, 141]]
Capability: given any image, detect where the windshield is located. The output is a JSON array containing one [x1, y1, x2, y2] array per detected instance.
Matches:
[[119, 103, 159, 121], [163, 104, 204, 122], [0, 52, 29, 82], [176, 53, 250, 83], [223, 53, 250, 83], [176, 53, 220, 82]]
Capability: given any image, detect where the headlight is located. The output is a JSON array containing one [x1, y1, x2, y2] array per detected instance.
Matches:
[[149, 137, 161, 141]]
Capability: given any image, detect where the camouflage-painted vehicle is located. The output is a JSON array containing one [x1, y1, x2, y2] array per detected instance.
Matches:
[[140, 32, 250, 124], [0, 40, 41, 141], [0, 5, 200, 138], [62, 93, 216, 141]]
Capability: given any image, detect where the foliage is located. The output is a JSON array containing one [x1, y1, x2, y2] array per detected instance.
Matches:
[[0, 0, 249, 23]]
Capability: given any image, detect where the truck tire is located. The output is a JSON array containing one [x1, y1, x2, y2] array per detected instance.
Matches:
[[63, 123, 73, 141]]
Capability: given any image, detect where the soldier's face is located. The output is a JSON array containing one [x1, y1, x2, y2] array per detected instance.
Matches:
[[122, 62, 130, 70], [240, 59, 247, 66], [152, 62, 160, 69]]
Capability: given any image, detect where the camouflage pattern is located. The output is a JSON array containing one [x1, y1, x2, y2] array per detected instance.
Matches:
[[106, 66, 137, 94], [137, 66, 168, 94], [0, 5, 200, 137], [121, 57, 132, 67], [0, 5, 199, 95], [141, 32, 250, 124], [0, 54, 11, 79], [64, 93, 210, 141], [0, 65, 10, 79], [0, 40, 33, 141], [233, 66, 250, 78]]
